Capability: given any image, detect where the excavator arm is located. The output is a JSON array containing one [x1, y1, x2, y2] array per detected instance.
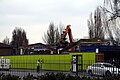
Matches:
[[41, 25, 80, 53], [59, 25, 74, 52], [59, 39, 80, 53]]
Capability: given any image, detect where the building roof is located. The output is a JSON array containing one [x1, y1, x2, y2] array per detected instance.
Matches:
[[20, 43, 45, 48], [0, 43, 11, 48], [20, 43, 56, 52], [80, 38, 109, 42]]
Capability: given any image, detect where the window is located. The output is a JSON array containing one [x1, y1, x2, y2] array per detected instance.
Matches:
[[103, 64, 113, 67], [93, 64, 102, 67]]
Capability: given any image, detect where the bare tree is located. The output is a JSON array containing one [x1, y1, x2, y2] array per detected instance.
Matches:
[[2, 36, 10, 45], [58, 23, 65, 36], [104, 0, 120, 20], [102, 11, 114, 41], [43, 22, 65, 45], [88, 7, 105, 39], [102, 0, 120, 43], [88, 13, 94, 39]]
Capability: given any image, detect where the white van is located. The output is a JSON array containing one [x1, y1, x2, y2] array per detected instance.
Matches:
[[0, 56, 10, 70]]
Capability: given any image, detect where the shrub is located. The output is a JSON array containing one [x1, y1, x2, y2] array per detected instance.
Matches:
[[0, 73, 20, 80], [56, 73, 66, 80], [0, 72, 120, 80], [65, 74, 75, 80], [23, 73, 34, 80]]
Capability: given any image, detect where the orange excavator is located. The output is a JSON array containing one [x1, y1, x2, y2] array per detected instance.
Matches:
[[41, 25, 80, 53], [59, 25, 74, 52]]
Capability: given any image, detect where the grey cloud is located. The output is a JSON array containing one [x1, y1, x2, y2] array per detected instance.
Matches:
[[0, 0, 103, 43]]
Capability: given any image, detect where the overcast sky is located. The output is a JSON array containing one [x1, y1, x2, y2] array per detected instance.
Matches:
[[0, 0, 104, 44]]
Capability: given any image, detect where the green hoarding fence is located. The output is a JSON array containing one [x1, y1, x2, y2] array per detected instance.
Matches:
[[3, 52, 95, 71]]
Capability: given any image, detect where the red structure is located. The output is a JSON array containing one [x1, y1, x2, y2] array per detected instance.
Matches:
[[59, 25, 74, 52]]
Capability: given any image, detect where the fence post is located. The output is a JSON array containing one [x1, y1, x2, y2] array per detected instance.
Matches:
[[40, 59, 43, 75], [113, 58, 115, 75], [76, 63, 78, 76]]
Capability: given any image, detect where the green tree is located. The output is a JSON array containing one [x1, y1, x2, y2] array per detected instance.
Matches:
[[11, 27, 28, 55]]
